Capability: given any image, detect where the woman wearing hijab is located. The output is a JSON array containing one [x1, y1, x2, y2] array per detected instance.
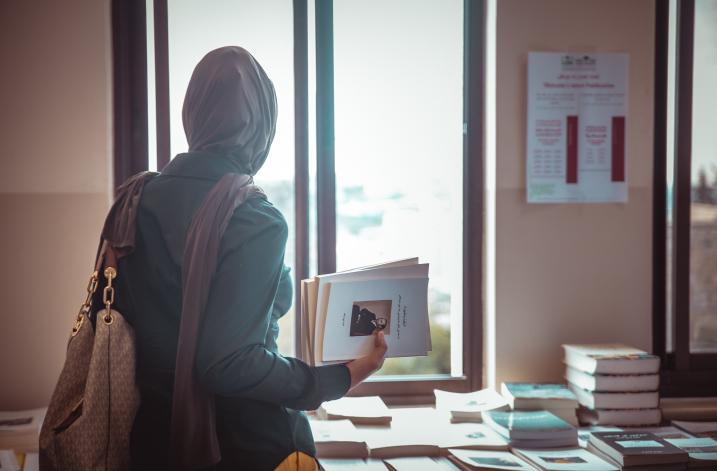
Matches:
[[115, 47, 387, 470]]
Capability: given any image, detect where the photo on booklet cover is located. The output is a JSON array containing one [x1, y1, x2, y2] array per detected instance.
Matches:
[[540, 456, 586, 464], [471, 457, 521, 467], [349, 300, 392, 336]]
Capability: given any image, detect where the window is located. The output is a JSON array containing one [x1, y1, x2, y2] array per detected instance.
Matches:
[[654, 0, 717, 396], [112, 0, 484, 402]]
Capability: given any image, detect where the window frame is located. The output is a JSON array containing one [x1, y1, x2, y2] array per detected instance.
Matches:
[[653, 0, 717, 397], [112, 0, 485, 403]]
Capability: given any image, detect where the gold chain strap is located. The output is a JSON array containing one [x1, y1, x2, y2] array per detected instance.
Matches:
[[72, 271, 99, 337], [102, 266, 117, 325]]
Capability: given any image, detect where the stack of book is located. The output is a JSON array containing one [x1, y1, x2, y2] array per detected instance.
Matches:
[[317, 396, 392, 426], [482, 410, 578, 449], [447, 449, 536, 471], [673, 420, 717, 439], [0, 450, 21, 471], [512, 447, 618, 471], [361, 408, 510, 459], [434, 389, 510, 423], [319, 458, 389, 470], [0, 408, 45, 453], [587, 431, 689, 470], [300, 259, 431, 366], [664, 436, 717, 469], [501, 382, 578, 426], [309, 419, 369, 458], [563, 344, 661, 426], [384, 456, 461, 470]]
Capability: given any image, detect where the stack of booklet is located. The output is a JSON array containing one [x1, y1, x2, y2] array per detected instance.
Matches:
[[319, 458, 389, 471], [300, 259, 430, 366], [311, 399, 511, 460], [447, 449, 537, 470], [308, 419, 370, 458], [512, 448, 618, 471], [482, 410, 578, 449], [563, 344, 661, 426], [0, 408, 45, 453], [434, 389, 510, 423], [587, 431, 689, 470], [501, 382, 578, 426], [317, 396, 392, 426], [361, 408, 510, 459], [663, 436, 717, 469], [673, 420, 717, 439]]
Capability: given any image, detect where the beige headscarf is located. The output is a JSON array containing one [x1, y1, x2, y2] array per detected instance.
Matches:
[[182, 46, 277, 175]]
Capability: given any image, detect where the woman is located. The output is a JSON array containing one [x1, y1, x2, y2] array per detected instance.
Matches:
[[116, 46, 387, 470]]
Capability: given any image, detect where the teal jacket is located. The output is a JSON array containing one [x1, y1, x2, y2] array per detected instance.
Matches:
[[113, 151, 350, 470]]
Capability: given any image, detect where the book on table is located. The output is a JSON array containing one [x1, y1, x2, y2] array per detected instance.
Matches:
[[500, 383, 578, 426], [308, 418, 369, 458], [434, 389, 510, 423], [319, 458, 388, 471], [437, 423, 509, 451], [577, 407, 661, 427], [0, 408, 46, 453], [664, 436, 717, 468], [482, 410, 577, 449], [0, 450, 20, 471], [562, 344, 660, 375], [623, 426, 693, 439], [447, 449, 537, 470], [568, 384, 659, 410], [587, 431, 689, 468], [362, 426, 441, 459], [512, 447, 619, 471], [317, 396, 392, 426], [384, 456, 462, 471], [301, 258, 430, 366], [500, 383, 578, 411], [672, 420, 717, 439], [565, 367, 659, 392], [577, 427, 622, 448]]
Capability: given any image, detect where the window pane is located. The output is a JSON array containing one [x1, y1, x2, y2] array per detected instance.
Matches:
[[333, 0, 464, 376], [665, 0, 677, 353], [167, 0, 296, 355], [689, 0, 717, 353]]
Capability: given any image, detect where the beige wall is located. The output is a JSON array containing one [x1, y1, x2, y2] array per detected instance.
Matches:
[[0, 0, 112, 409], [493, 0, 655, 386]]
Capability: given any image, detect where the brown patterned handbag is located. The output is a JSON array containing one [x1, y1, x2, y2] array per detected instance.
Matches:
[[39, 173, 155, 471]]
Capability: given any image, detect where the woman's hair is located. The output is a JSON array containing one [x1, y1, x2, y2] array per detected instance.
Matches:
[[182, 46, 277, 175]]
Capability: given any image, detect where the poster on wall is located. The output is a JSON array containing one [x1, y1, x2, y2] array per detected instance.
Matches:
[[527, 52, 629, 203]]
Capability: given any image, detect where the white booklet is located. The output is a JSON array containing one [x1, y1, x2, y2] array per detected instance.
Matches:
[[448, 449, 537, 470], [434, 388, 510, 422], [513, 448, 619, 471], [302, 259, 430, 365], [322, 277, 429, 361]]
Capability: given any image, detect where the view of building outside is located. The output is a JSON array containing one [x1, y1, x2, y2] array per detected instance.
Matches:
[[666, 0, 717, 354], [687, 0, 717, 353], [333, 0, 463, 376], [162, 0, 466, 377]]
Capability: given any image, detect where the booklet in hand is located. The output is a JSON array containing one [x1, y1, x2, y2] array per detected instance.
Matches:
[[300, 258, 431, 366]]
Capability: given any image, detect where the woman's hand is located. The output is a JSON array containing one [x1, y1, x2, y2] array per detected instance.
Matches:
[[345, 331, 388, 390]]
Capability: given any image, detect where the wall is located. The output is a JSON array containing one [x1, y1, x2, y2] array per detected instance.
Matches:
[[0, 0, 657, 407], [492, 0, 655, 386], [0, 0, 112, 408]]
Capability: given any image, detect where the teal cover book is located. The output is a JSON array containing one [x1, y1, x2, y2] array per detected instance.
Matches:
[[484, 411, 573, 433], [504, 383, 577, 400]]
